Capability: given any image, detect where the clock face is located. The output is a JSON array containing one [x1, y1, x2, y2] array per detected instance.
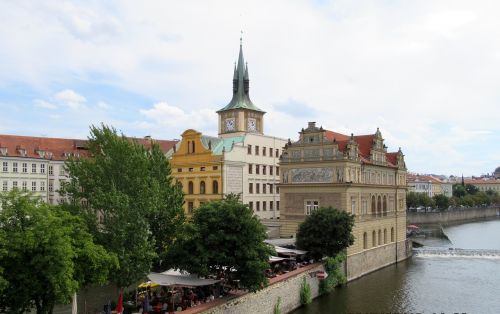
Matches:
[[247, 118, 257, 132], [225, 118, 236, 131]]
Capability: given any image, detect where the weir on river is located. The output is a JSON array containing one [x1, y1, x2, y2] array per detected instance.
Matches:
[[413, 247, 500, 258]]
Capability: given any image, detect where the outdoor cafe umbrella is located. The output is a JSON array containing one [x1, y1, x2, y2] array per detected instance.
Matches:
[[407, 224, 420, 229], [116, 291, 123, 314]]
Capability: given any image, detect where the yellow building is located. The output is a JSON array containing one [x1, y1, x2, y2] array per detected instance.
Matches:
[[279, 122, 411, 280], [169, 129, 224, 214]]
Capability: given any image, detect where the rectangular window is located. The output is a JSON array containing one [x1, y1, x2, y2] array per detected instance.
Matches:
[[263, 166, 266, 175], [263, 184, 266, 194], [2, 162, 7, 172], [22, 163, 27, 173], [277, 201, 280, 210], [269, 184, 273, 194], [275, 149, 279, 158], [40, 164, 45, 174], [276, 166, 280, 176], [177, 168, 182, 172], [351, 198, 356, 215], [13, 162, 18, 173], [213, 166, 218, 170], [188, 202, 194, 213], [249, 183, 253, 194], [270, 201, 274, 210], [2, 181, 7, 191], [249, 201, 253, 210], [305, 200, 319, 215], [247, 145, 252, 155], [276, 186, 280, 194], [32, 164, 37, 173], [48, 165, 53, 175], [12, 181, 18, 189], [256, 201, 260, 211], [49, 181, 54, 192], [22, 181, 27, 191], [189, 168, 193, 172], [40, 181, 45, 192], [248, 164, 253, 174], [263, 201, 267, 211], [256, 183, 260, 194], [200, 167, 205, 171], [269, 147, 273, 156], [255, 146, 259, 155], [256, 165, 260, 175], [59, 167, 65, 176], [263, 147, 266, 156], [270, 166, 273, 176]]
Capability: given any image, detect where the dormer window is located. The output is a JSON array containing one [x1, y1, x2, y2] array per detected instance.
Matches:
[[17, 147, 27, 157], [36, 149, 46, 158], [0, 147, 7, 156], [46, 152, 53, 159], [63, 152, 71, 158]]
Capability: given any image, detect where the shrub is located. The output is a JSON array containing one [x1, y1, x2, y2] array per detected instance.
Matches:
[[300, 277, 312, 305]]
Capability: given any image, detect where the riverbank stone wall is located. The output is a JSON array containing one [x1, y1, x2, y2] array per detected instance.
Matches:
[[201, 264, 324, 314], [407, 207, 499, 225]]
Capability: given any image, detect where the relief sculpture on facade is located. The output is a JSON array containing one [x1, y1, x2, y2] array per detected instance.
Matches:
[[290, 167, 333, 183]]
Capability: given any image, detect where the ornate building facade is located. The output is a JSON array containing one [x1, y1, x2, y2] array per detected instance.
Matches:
[[169, 40, 287, 219], [278, 122, 410, 280]]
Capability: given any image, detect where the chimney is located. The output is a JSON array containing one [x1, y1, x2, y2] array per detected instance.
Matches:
[[308, 122, 316, 129]]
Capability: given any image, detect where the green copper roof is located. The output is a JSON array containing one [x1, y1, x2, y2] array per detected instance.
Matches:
[[217, 39, 265, 113], [201, 135, 245, 155]]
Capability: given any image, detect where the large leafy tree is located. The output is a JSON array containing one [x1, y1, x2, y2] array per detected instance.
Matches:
[[0, 191, 117, 314], [63, 125, 185, 287], [166, 198, 273, 292], [296, 207, 355, 260]]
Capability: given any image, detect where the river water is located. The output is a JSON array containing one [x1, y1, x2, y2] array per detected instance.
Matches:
[[291, 218, 500, 314]]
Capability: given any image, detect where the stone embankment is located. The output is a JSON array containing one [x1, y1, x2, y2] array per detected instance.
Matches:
[[407, 207, 499, 225]]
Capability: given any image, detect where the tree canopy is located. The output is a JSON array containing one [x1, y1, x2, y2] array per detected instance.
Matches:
[[296, 207, 355, 260], [0, 191, 117, 314], [62, 125, 185, 287], [165, 198, 274, 292]]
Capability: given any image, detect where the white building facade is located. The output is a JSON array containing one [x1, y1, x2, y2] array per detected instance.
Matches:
[[0, 135, 87, 204]]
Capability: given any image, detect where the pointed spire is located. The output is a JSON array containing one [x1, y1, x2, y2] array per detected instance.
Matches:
[[217, 36, 264, 113]]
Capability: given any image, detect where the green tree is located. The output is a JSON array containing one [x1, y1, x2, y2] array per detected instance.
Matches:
[[296, 207, 355, 260], [62, 125, 184, 287], [465, 184, 479, 195], [0, 191, 117, 314], [432, 194, 449, 211], [406, 192, 419, 209], [453, 184, 466, 197], [319, 253, 346, 294], [166, 198, 273, 292]]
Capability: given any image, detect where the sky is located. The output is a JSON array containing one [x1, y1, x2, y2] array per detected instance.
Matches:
[[0, 0, 499, 176]]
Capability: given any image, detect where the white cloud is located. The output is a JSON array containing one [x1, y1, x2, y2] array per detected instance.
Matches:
[[139, 102, 216, 138], [54, 89, 87, 109], [97, 101, 111, 110], [33, 99, 57, 109]]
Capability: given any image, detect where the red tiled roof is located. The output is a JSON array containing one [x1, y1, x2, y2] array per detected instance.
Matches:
[[407, 174, 443, 183], [325, 130, 350, 142], [325, 130, 399, 167], [464, 179, 500, 185], [0, 134, 89, 161], [0, 134, 178, 161]]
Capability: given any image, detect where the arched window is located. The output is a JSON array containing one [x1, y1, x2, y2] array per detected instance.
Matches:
[[372, 230, 376, 247], [378, 230, 382, 245], [371, 196, 376, 216], [384, 229, 387, 244], [200, 181, 205, 194], [383, 195, 387, 215], [212, 180, 218, 194], [363, 232, 368, 249], [377, 195, 382, 216], [188, 181, 194, 194], [391, 227, 395, 242]]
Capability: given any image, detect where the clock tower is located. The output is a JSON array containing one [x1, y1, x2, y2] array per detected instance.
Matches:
[[217, 38, 265, 136]]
